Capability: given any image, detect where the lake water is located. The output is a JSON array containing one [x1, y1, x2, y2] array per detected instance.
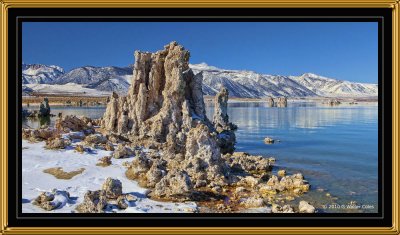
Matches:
[[22, 101, 379, 213]]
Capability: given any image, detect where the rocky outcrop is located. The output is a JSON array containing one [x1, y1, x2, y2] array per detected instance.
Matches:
[[22, 127, 58, 141], [55, 115, 94, 134], [277, 97, 288, 107], [76, 190, 108, 213], [39, 97, 51, 117], [100, 42, 310, 208], [213, 87, 237, 154], [266, 96, 274, 107], [45, 137, 71, 149], [102, 178, 122, 199], [328, 99, 341, 106], [76, 178, 130, 213], [101, 42, 234, 198]]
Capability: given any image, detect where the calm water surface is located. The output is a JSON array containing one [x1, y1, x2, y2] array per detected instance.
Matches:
[[23, 101, 378, 213]]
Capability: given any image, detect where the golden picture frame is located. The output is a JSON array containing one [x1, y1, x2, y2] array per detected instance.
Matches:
[[0, 0, 399, 234]]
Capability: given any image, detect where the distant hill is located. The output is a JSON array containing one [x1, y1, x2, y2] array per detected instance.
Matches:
[[22, 63, 378, 98]]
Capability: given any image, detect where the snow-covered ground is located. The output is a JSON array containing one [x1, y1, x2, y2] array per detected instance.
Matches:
[[25, 83, 111, 97], [21, 137, 198, 213]]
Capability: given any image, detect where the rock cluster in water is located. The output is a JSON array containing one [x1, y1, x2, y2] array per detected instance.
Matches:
[[99, 42, 312, 212], [24, 42, 316, 213], [265, 96, 287, 107], [22, 97, 53, 118]]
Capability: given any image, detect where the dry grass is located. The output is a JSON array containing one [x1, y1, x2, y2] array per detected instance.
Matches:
[[43, 167, 85, 180]]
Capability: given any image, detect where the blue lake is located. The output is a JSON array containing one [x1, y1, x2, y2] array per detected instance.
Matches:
[[23, 101, 379, 213]]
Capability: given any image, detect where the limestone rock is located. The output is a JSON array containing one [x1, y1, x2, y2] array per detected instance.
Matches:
[[101, 177, 122, 199], [45, 138, 71, 149], [84, 134, 108, 146], [264, 137, 275, 144], [39, 97, 51, 117], [117, 195, 128, 209], [76, 190, 108, 213], [32, 190, 71, 211], [278, 169, 286, 177], [263, 173, 310, 194], [299, 200, 315, 213], [22, 127, 58, 141], [272, 204, 295, 213], [112, 144, 134, 159], [152, 170, 193, 200], [266, 96, 274, 107], [223, 152, 273, 174], [240, 196, 265, 208], [55, 115, 93, 133], [96, 156, 112, 167], [277, 97, 288, 107], [213, 87, 237, 154]]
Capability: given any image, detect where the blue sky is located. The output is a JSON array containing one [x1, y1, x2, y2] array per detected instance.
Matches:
[[22, 22, 378, 83]]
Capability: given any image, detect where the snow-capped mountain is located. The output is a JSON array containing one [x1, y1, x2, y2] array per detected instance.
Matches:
[[22, 64, 65, 84], [191, 63, 318, 98], [54, 66, 132, 93], [191, 63, 378, 98], [21, 63, 378, 98], [289, 73, 378, 97]]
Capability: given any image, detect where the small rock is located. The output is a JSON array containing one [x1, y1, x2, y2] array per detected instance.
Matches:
[[112, 144, 134, 159], [75, 145, 86, 153], [240, 196, 265, 208], [96, 156, 112, 167], [264, 137, 275, 144], [277, 169, 286, 177], [102, 178, 122, 199], [117, 195, 128, 209], [299, 200, 315, 213], [272, 204, 294, 213], [125, 194, 138, 202], [105, 141, 115, 151], [45, 138, 71, 149], [76, 190, 107, 213]]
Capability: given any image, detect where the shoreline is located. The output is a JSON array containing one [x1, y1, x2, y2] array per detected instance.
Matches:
[[22, 94, 378, 106]]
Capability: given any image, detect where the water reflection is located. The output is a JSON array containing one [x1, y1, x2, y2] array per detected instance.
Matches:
[[206, 101, 378, 130], [21, 101, 378, 212]]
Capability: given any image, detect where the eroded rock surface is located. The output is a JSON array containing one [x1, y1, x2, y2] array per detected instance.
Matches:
[[100, 42, 312, 210], [39, 97, 51, 117]]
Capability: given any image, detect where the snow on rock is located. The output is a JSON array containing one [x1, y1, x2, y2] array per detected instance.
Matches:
[[21, 140, 198, 213]]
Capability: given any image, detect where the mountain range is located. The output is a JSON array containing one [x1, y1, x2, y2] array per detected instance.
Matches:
[[22, 63, 378, 98]]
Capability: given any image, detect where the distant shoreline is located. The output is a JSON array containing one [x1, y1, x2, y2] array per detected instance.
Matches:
[[22, 94, 378, 106]]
